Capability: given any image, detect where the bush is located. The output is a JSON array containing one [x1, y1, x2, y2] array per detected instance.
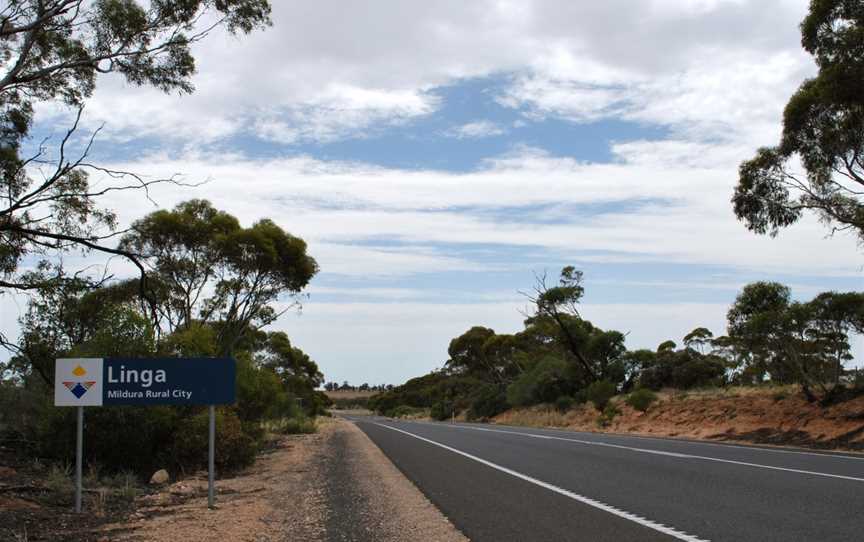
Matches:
[[277, 416, 317, 434], [555, 395, 575, 413], [390, 405, 427, 418], [586, 380, 616, 411], [626, 388, 658, 412], [573, 389, 588, 405], [506, 356, 574, 407], [172, 408, 256, 473], [597, 404, 621, 428], [468, 384, 508, 420], [430, 401, 455, 421]]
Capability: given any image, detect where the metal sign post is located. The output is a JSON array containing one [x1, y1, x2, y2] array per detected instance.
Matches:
[[208, 405, 215, 509], [54, 357, 235, 512], [75, 406, 83, 513]]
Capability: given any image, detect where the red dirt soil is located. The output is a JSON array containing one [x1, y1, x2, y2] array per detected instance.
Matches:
[[493, 387, 864, 451]]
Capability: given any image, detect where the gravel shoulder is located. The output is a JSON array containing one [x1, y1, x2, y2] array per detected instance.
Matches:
[[95, 417, 465, 542], [321, 418, 467, 542]]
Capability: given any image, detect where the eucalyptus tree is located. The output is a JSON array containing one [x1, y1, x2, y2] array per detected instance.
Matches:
[[727, 282, 864, 402], [120, 200, 317, 354], [733, 1, 864, 241], [0, 1, 272, 349]]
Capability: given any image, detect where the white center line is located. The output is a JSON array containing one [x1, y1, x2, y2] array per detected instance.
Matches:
[[374, 422, 710, 542], [438, 424, 864, 483]]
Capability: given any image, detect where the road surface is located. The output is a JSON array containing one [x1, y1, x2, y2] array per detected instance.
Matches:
[[342, 415, 864, 541]]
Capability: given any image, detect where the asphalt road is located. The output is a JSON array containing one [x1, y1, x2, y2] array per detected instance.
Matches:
[[342, 415, 864, 542]]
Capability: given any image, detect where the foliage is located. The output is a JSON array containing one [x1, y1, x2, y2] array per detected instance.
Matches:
[[366, 269, 864, 422], [0, 0, 272, 332], [726, 282, 864, 402], [390, 405, 428, 419], [119, 200, 318, 354], [638, 347, 727, 391], [555, 395, 575, 413], [625, 388, 658, 412], [733, 1, 864, 241], [173, 408, 256, 472], [586, 380, 616, 411], [597, 404, 621, 428], [2, 205, 322, 477], [506, 356, 576, 407], [271, 415, 317, 435], [430, 400, 456, 421], [467, 383, 508, 420]]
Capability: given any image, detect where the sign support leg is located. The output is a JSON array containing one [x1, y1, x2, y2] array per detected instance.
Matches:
[[208, 405, 215, 509], [75, 406, 83, 513]]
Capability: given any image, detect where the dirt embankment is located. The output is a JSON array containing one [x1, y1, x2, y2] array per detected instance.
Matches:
[[1, 418, 465, 541], [493, 387, 864, 451]]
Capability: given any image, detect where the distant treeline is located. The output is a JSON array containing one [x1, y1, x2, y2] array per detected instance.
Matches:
[[371, 267, 864, 421], [323, 382, 393, 392]]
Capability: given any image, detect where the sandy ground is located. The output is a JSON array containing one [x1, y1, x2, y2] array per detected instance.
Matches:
[[493, 387, 864, 451], [99, 418, 466, 542]]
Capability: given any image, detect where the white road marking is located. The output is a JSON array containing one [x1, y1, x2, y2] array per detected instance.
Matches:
[[374, 422, 709, 542], [399, 417, 864, 461], [437, 424, 864, 483], [483, 424, 864, 461]]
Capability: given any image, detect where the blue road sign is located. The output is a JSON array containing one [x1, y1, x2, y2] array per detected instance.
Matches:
[[55, 358, 236, 406]]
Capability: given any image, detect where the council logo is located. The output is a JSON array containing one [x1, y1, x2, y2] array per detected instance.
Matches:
[[62, 365, 97, 399]]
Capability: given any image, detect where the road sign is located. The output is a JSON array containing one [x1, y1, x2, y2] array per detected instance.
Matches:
[[54, 357, 235, 406], [54, 357, 236, 512]]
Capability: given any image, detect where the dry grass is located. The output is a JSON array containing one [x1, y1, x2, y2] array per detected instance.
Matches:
[[493, 385, 864, 451]]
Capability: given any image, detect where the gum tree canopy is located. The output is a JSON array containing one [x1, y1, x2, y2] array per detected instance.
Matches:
[[0, 1, 271, 297], [733, 1, 864, 240]]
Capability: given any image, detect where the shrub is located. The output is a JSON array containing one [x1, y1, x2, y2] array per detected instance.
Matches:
[[506, 356, 574, 407], [278, 416, 317, 434], [468, 384, 508, 420], [391, 405, 427, 418], [555, 395, 575, 413], [430, 401, 455, 421], [37, 405, 181, 475], [586, 380, 616, 411], [172, 408, 256, 473], [626, 388, 658, 412], [597, 404, 621, 428]]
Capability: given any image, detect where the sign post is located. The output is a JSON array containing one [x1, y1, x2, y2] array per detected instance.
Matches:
[[208, 405, 216, 509], [75, 406, 83, 513], [54, 357, 235, 512]]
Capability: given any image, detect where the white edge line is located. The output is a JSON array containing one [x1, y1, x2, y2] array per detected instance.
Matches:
[[373, 422, 709, 542], [442, 424, 864, 484], [489, 424, 864, 461]]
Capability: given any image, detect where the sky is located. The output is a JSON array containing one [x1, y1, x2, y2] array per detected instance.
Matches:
[[4, 0, 864, 386]]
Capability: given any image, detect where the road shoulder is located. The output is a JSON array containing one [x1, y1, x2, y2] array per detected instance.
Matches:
[[322, 418, 468, 542]]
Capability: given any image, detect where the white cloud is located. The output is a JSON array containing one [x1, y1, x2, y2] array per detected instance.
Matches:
[[443, 120, 506, 139], [32, 0, 813, 147], [92, 147, 861, 279]]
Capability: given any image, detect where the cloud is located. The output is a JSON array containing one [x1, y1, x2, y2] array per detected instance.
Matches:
[[443, 120, 506, 139], [92, 145, 861, 280], [32, 0, 813, 148], [500, 49, 811, 146]]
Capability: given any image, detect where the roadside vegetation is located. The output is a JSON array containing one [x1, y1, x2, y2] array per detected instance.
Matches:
[[371, 267, 864, 430], [0, 0, 332, 489], [0, 200, 330, 479]]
